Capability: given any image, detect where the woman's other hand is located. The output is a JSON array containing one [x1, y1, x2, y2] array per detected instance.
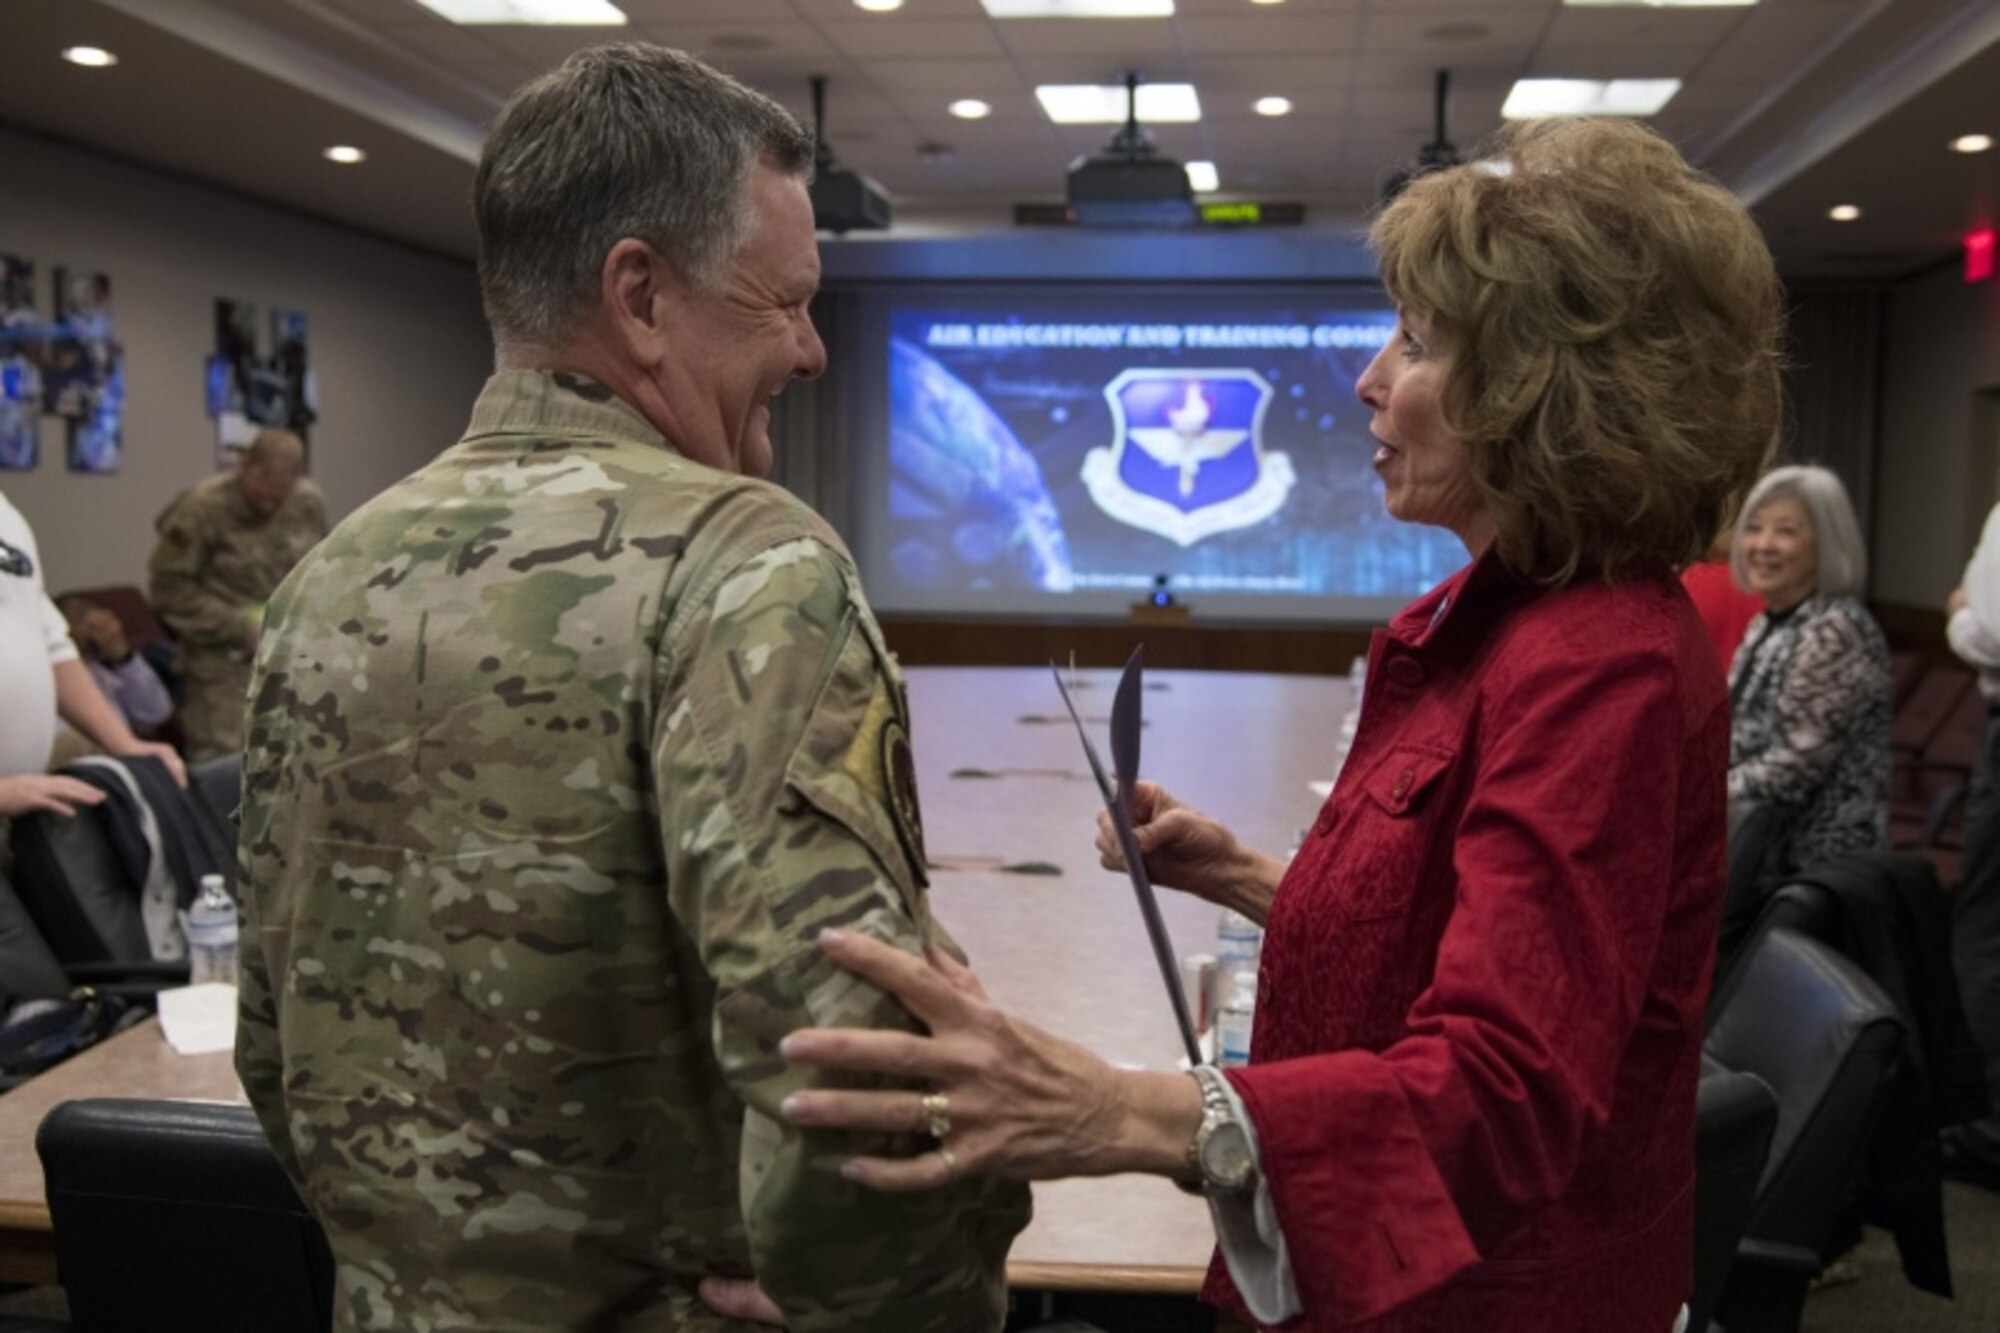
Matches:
[[1095, 781, 1283, 921], [779, 929, 1199, 1191]]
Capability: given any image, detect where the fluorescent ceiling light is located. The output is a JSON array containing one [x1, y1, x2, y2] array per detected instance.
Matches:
[[323, 145, 367, 165], [854, 0, 905, 11], [1950, 133, 1993, 154], [1501, 78, 1680, 118], [982, 1, 1174, 16], [1253, 96, 1292, 117], [948, 99, 992, 120], [413, 0, 627, 24], [1186, 161, 1219, 193], [1563, 1, 1755, 8], [1036, 83, 1201, 124], [1828, 204, 1860, 222], [61, 46, 118, 67]]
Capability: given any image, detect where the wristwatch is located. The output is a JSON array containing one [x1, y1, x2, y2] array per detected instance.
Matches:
[[1186, 1064, 1256, 1194]]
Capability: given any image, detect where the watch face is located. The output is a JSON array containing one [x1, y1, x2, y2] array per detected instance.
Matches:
[[1199, 1120, 1255, 1189]]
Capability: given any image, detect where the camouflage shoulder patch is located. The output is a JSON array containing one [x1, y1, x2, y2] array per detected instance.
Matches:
[[880, 714, 927, 888]]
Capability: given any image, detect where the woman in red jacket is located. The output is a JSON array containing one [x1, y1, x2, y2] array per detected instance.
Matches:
[[711, 117, 1782, 1332]]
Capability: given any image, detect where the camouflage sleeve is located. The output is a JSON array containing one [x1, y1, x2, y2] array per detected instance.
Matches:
[[655, 533, 1030, 1333], [148, 500, 242, 647], [234, 879, 307, 1192]]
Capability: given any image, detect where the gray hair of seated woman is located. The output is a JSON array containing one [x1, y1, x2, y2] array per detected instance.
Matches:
[[1729, 464, 1868, 600]]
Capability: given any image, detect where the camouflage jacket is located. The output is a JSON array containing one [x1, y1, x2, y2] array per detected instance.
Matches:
[[235, 371, 1029, 1332], [149, 470, 329, 649]]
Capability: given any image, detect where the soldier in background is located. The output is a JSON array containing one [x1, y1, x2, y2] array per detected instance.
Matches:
[[234, 44, 1029, 1332], [148, 428, 327, 758]]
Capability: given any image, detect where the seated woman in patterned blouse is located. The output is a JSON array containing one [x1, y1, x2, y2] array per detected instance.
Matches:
[[1728, 463, 1891, 886]]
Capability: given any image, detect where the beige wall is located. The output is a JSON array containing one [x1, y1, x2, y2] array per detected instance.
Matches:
[[0, 127, 491, 593], [1874, 261, 2000, 607]]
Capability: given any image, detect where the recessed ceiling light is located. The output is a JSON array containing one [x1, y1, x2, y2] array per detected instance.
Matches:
[[854, 0, 904, 11], [1253, 96, 1292, 117], [949, 98, 992, 120], [323, 145, 368, 165], [1186, 161, 1220, 193], [1250, 0, 1285, 6], [981, 0, 1174, 15], [61, 46, 117, 68], [1035, 83, 1201, 125], [1501, 78, 1680, 119], [411, 0, 626, 24], [1950, 133, 1994, 154], [1828, 204, 1861, 221]]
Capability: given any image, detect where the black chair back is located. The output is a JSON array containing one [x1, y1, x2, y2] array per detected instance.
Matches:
[[37, 1098, 334, 1333], [0, 869, 71, 1010], [1690, 1060, 1778, 1333], [1703, 928, 1905, 1331], [8, 807, 152, 965]]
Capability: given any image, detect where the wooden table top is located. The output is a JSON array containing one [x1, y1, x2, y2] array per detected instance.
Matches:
[[0, 664, 1347, 1296], [907, 665, 1345, 1291]]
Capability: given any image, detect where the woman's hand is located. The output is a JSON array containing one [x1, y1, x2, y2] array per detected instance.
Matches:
[[697, 1277, 785, 1326], [0, 773, 106, 818], [1096, 781, 1282, 922], [779, 929, 1198, 1191]]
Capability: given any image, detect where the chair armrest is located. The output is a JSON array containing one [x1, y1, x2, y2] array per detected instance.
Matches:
[[1734, 1237, 1823, 1273], [65, 960, 192, 983], [1922, 781, 1970, 847]]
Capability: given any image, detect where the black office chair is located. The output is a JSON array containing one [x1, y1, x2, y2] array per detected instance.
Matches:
[[1690, 1060, 1778, 1333], [188, 751, 241, 831], [1715, 799, 1782, 978], [1702, 928, 1906, 1333], [36, 1099, 334, 1333]]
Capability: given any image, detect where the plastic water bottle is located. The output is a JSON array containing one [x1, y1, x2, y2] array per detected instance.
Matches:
[[1217, 908, 1262, 979], [185, 874, 239, 987], [1217, 969, 1259, 1068]]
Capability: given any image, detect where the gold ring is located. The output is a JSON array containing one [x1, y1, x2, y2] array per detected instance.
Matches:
[[936, 1145, 959, 1179], [920, 1091, 953, 1140]]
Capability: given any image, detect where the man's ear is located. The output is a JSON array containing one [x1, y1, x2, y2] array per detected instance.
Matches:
[[600, 238, 683, 368]]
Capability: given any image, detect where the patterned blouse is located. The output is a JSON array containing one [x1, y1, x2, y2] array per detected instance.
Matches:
[[1727, 593, 1891, 876]]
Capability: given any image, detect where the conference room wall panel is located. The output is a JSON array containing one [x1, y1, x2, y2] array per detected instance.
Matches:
[[0, 127, 490, 594], [1874, 261, 2000, 610]]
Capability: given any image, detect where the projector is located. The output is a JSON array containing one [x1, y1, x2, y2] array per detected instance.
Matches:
[[1066, 151, 1196, 227], [811, 163, 892, 234]]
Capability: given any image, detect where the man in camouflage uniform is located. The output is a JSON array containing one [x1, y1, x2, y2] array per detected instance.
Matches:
[[235, 44, 1029, 1332], [149, 428, 327, 758]]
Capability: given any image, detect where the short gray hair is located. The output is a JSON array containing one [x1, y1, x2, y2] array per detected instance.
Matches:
[[475, 44, 814, 348], [1730, 464, 1868, 599]]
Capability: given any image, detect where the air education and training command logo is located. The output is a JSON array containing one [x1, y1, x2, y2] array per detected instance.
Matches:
[[1080, 368, 1294, 546]]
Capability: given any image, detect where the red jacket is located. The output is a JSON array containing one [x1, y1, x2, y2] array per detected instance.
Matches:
[[1679, 560, 1763, 671], [1208, 553, 1729, 1330]]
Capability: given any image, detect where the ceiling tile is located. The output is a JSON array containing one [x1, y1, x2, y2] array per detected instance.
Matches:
[[993, 17, 1182, 59], [1173, 13, 1362, 57], [815, 18, 1010, 61]]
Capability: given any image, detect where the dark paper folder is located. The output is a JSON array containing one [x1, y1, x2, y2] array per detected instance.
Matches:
[[1052, 646, 1205, 1067]]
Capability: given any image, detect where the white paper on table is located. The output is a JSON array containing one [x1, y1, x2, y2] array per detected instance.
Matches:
[[157, 982, 238, 1054]]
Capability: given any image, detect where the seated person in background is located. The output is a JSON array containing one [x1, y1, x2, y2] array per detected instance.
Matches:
[[0, 488, 184, 834], [1681, 529, 1765, 669], [148, 428, 327, 759], [57, 595, 173, 739], [1727, 464, 1890, 878]]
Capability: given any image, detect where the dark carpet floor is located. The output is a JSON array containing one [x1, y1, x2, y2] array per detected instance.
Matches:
[[1798, 1180, 2000, 1332]]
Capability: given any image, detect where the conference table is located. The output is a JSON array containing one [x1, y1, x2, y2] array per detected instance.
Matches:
[[0, 664, 1349, 1298]]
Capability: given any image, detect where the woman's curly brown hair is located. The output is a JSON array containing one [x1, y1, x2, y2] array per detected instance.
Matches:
[[1371, 117, 1783, 585]]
